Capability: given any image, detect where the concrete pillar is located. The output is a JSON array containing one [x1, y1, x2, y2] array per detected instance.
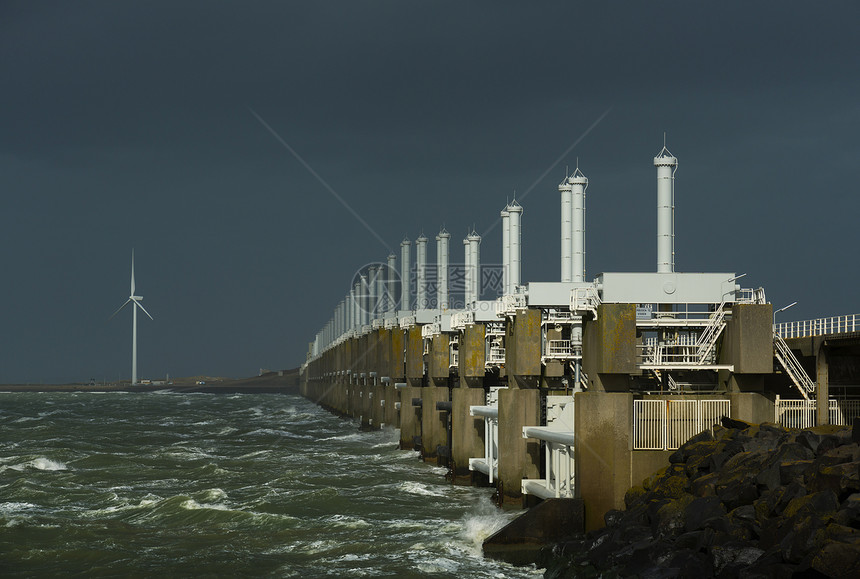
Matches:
[[816, 344, 830, 426], [506, 309, 542, 388], [574, 391, 635, 531], [405, 326, 424, 387], [421, 386, 450, 462], [451, 387, 486, 483], [400, 385, 423, 450], [497, 388, 540, 505], [384, 382, 399, 427], [581, 303, 637, 392], [458, 323, 486, 387], [428, 333, 451, 387]]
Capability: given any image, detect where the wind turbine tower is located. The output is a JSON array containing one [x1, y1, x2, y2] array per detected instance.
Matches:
[[110, 250, 154, 385]]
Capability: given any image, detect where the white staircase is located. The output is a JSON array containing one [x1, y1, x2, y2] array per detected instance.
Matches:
[[773, 331, 815, 400]]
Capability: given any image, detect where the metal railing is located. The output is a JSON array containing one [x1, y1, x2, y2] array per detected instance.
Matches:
[[775, 314, 860, 339], [547, 339, 575, 358], [737, 287, 767, 305], [469, 401, 501, 482], [487, 345, 506, 365], [450, 311, 474, 330], [773, 331, 815, 400], [421, 323, 441, 339], [570, 286, 601, 317], [775, 396, 860, 428], [522, 396, 575, 499], [633, 399, 731, 451]]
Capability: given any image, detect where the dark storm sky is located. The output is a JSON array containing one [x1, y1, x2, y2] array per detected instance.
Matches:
[[2, 2, 858, 383]]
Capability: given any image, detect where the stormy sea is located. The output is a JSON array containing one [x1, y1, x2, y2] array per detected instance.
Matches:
[[0, 391, 543, 577]]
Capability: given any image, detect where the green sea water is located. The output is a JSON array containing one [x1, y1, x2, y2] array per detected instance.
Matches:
[[0, 391, 542, 577]]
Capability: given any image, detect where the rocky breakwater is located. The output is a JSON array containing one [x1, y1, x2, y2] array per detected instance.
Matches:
[[545, 418, 860, 578]]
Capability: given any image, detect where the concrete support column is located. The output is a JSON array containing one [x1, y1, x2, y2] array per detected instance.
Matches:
[[816, 344, 830, 426], [429, 333, 451, 387], [451, 387, 487, 483], [405, 326, 424, 387], [498, 388, 540, 505], [574, 391, 634, 531], [420, 386, 450, 462], [399, 385, 422, 450]]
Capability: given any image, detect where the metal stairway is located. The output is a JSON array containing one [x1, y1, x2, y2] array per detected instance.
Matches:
[[773, 331, 815, 400], [651, 368, 679, 390], [696, 301, 728, 364]]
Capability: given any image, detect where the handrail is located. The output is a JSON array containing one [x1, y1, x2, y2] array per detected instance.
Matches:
[[775, 314, 860, 339], [523, 426, 575, 446], [773, 331, 815, 400], [470, 405, 499, 419]]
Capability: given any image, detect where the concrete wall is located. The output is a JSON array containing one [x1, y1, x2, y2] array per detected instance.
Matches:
[[389, 329, 405, 381], [459, 323, 486, 386], [506, 308, 541, 387], [498, 388, 540, 504], [574, 391, 635, 531], [420, 386, 449, 461], [721, 303, 773, 374], [582, 304, 636, 391], [399, 385, 422, 450], [428, 334, 450, 386], [405, 327, 424, 386], [451, 388, 486, 482], [729, 391, 775, 423]]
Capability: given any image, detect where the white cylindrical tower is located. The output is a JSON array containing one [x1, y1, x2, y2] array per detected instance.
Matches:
[[348, 288, 355, 331], [387, 253, 396, 314], [559, 177, 573, 282], [463, 236, 472, 307], [508, 200, 523, 292], [468, 230, 481, 303], [654, 145, 678, 273], [416, 235, 428, 309], [570, 168, 588, 283], [400, 238, 411, 311], [359, 273, 369, 326], [501, 207, 510, 295], [436, 228, 450, 310], [354, 280, 362, 328], [374, 264, 384, 319]]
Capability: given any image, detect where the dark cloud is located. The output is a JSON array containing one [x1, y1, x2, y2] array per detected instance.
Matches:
[[1, 1, 858, 382]]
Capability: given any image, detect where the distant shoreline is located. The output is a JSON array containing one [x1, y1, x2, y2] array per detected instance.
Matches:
[[0, 369, 301, 395]]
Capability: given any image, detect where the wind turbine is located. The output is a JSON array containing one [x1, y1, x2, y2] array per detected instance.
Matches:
[[110, 250, 154, 385]]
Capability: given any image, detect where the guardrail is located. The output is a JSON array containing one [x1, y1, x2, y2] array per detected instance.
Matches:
[[469, 405, 499, 482], [522, 396, 576, 499], [633, 399, 731, 450], [775, 314, 860, 339], [774, 396, 860, 428]]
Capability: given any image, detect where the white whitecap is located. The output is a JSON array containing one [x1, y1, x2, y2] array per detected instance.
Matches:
[[29, 458, 67, 471], [398, 481, 445, 497]]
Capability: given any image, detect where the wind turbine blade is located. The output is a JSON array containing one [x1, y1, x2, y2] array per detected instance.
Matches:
[[130, 250, 136, 296], [135, 300, 154, 321], [109, 299, 132, 320]]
